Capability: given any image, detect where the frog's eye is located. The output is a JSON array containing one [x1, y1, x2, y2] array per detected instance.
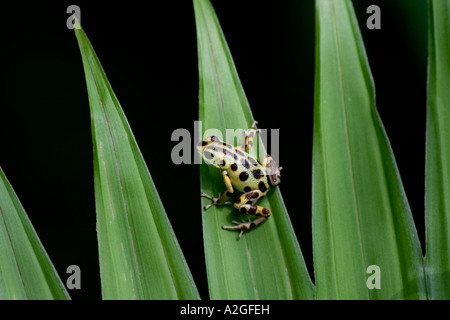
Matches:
[[210, 136, 218, 142], [204, 151, 215, 160]]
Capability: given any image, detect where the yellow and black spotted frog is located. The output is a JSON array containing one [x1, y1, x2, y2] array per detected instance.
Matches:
[[197, 122, 282, 239]]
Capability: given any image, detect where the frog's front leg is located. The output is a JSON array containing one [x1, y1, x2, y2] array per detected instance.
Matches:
[[222, 190, 271, 239], [237, 121, 261, 151], [201, 170, 234, 210]]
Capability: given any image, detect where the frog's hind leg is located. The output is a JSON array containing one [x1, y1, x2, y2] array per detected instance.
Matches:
[[222, 190, 271, 239], [223, 216, 269, 240], [261, 154, 282, 187]]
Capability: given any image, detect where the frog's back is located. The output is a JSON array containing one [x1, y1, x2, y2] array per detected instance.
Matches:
[[200, 138, 271, 194], [226, 148, 270, 194]]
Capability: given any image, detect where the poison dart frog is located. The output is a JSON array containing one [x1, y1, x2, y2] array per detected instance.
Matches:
[[197, 121, 282, 239]]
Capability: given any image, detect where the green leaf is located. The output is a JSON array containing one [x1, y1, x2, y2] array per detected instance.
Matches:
[[0, 167, 69, 300], [194, 0, 314, 300], [313, 0, 426, 299], [425, 0, 450, 300], [74, 24, 199, 300]]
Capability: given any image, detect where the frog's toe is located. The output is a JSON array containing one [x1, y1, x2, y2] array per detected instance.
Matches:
[[202, 192, 230, 210], [222, 216, 268, 239], [222, 221, 252, 239], [203, 203, 213, 210], [203, 199, 219, 210], [201, 192, 214, 200]]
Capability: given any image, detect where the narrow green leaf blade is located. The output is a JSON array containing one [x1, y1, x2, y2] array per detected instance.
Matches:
[[425, 0, 450, 299], [0, 167, 69, 300], [194, 0, 314, 300], [74, 25, 199, 300], [313, 0, 426, 299]]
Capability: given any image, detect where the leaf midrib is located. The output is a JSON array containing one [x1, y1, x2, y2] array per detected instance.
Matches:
[[78, 32, 187, 298], [329, 0, 370, 299], [197, 0, 234, 299], [427, 0, 450, 272], [80, 41, 143, 299]]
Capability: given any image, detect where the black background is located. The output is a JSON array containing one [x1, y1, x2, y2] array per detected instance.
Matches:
[[2, 0, 427, 300]]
